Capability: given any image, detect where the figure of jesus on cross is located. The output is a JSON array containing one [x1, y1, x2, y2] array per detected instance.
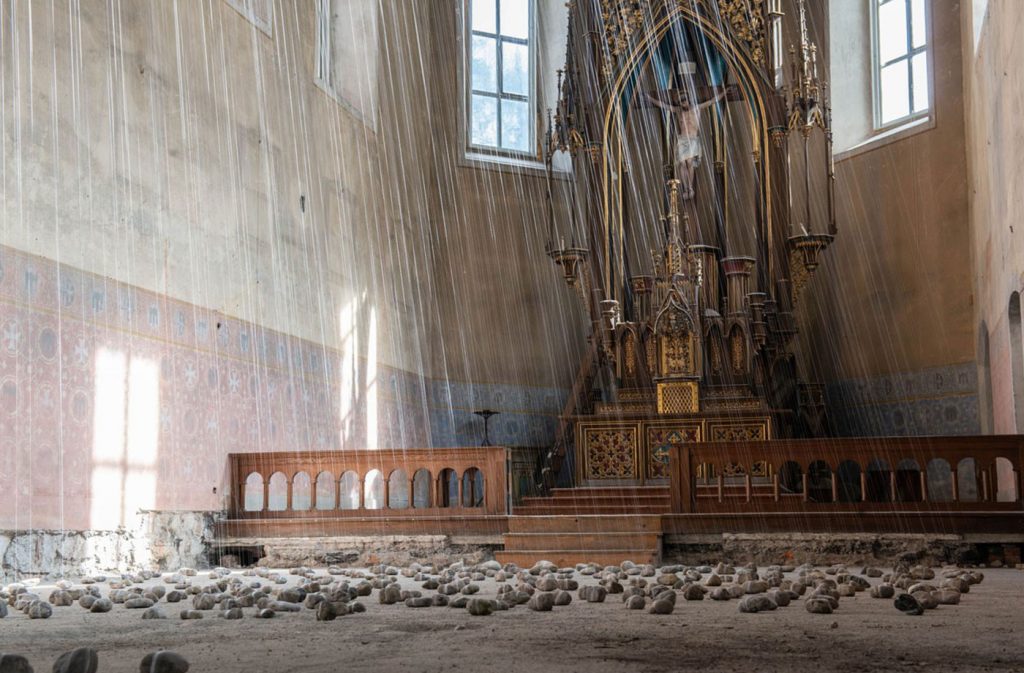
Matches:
[[644, 78, 739, 201]]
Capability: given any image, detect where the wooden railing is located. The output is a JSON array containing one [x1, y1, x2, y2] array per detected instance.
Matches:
[[228, 447, 507, 518], [669, 435, 1024, 514]]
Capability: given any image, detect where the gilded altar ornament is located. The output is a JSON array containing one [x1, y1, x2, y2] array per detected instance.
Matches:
[[784, 0, 836, 305], [716, 0, 767, 64], [729, 326, 746, 375], [623, 330, 638, 380]]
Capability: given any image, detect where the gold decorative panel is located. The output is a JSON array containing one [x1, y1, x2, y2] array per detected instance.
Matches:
[[709, 421, 769, 442], [657, 381, 699, 414], [646, 425, 700, 479], [582, 427, 639, 480]]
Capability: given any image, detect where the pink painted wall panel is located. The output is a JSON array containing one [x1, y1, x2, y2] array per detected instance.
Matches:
[[0, 245, 431, 531]]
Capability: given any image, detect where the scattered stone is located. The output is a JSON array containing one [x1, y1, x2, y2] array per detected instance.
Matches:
[[738, 595, 777, 613], [648, 598, 674, 614], [139, 651, 189, 673], [934, 590, 961, 605], [578, 586, 607, 603], [179, 610, 203, 620], [404, 597, 432, 608], [870, 585, 895, 599], [894, 594, 924, 616], [28, 602, 53, 619], [709, 587, 731, 601], [553, 590, 573, 606], [141, 607, 167, 620], [625, 595, 646, 610], [125, 598, 155, 610], [0, 654, 33, 673], [527, 593, 555, 612], [89, 599, 112, 614], [805, 598, 834, 614], [467, 599, 496, 616], [682, 584, 704, 601], [52, 648, 98, 673]]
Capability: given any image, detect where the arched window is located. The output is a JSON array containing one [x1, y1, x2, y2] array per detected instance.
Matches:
[[363, 469, 384, 510], [388, 469, 410, 509], [957, 458, 979, 502], [779, 461, 803, 495], [866, 459, 892, 503], [925, 459, 954, 502], [1011, 293, 1024, 431], [267, 472, 288, 511], [995, 458, 1018, 503], [837, 460, 863, 503], [895, 459, 922, 502], [439, 468, 459, 508], [244, 472, 264, 511], [339, 471, 361, 510], [413, 469, 432, 508], [315, 471, 336, 510], [807, 461, 834, 503], [462, 468, 485, 508], [291, 471, 312, 511]]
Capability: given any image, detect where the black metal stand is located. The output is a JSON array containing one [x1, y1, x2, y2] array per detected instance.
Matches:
[[473, 409, 498, 446]]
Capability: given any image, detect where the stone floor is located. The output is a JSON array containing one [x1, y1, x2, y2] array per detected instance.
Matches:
[[1, 566, 1023, 672]]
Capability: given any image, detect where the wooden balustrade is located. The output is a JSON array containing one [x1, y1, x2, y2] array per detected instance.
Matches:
[[227, 447, 508, 519], [669, 435, 1024, 514]]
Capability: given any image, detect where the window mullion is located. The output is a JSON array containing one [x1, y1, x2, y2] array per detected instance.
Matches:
[[905, 0, 914, 115], [497, 34, 505, 148]]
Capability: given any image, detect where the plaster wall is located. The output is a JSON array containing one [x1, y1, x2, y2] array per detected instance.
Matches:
[[0, 0, 575, 546], [803, 0, 978, 436], [424, 2, 585, 409], [962, 0, 1024, 433]]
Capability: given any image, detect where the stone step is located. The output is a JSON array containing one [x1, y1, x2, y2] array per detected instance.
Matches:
[[502, 531, 661, 551], [507, 514, 663, 534], [495, 549, 660, 568]]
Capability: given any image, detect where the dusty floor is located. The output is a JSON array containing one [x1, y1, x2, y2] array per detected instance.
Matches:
[[1, 566, 1023, 673]]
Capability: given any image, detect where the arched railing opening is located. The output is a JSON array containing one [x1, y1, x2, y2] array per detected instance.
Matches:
[[339, 471, 361, 510], [364, 469, 384, 510], [895, 459, 922, 502], [413, 469, 432, 508], [807, 460, 833, 503], [462, 467, 484, 508], [267, 472, 288, 511], [866, 459, 892, 503], [315, 471, 336, 510], [388, 469, 410, 509], [291, 471, 312, 510], [836, 460, 862, 503], [243, 472, 264, 511], [926, 459, 954, 502]]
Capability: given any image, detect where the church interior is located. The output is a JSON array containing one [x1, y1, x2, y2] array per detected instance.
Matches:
[[1, 0, 1023, 671]]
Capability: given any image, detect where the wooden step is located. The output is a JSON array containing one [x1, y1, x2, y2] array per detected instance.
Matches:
[[519, 494, 670, 507], [511, 504, 670, 516], [548, 487, 669, 498], [503, 531, 661, 551], [494, 549, 660, 568], [507, 514, 663, 533]]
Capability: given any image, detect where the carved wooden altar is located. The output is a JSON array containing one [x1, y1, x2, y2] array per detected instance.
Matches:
[[542, 0, 835, 487]]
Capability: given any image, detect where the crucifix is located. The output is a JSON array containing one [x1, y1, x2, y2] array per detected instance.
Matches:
[[643, 81, 742, 200]]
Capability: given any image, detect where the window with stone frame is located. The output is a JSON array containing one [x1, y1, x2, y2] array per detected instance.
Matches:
[[872, 0, 930, 128], [467, 0, 535, 155]]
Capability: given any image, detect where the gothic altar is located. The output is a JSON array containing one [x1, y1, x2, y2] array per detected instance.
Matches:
[[542, 0, 836, 486]]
